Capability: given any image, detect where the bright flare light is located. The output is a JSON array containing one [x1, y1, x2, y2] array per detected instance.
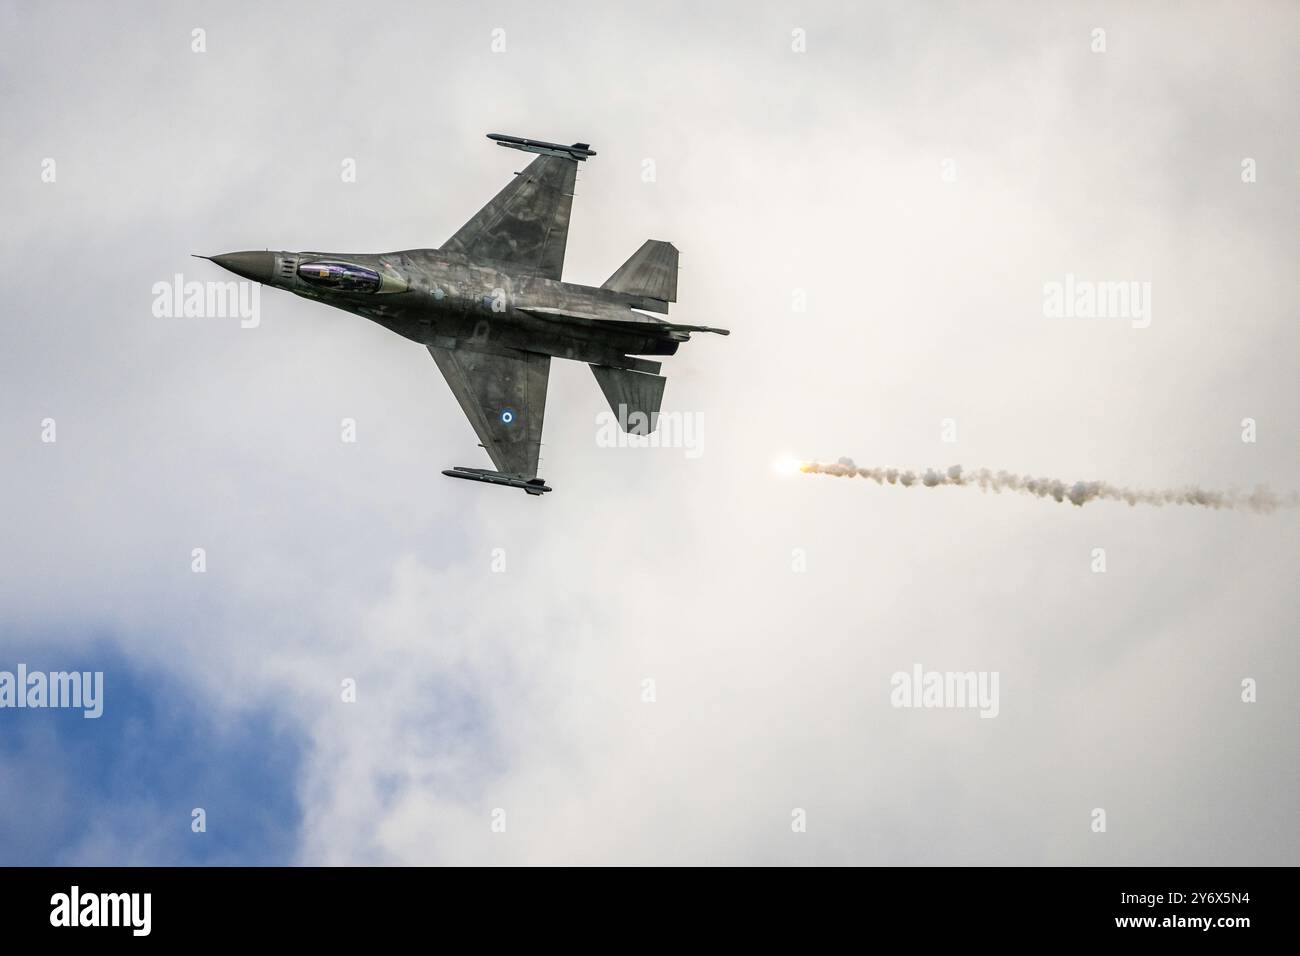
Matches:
[[773, 456, 806, 476]]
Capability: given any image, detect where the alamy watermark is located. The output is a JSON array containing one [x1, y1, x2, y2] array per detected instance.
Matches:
[[890, 664, 999, 718], [1043, 273, 1151, 329], [0, 665, 103, 718], [50, 886, 150, 936], [152, 273, 260, 328], [596, 405, 704, 459]]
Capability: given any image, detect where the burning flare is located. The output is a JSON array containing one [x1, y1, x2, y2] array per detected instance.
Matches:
[[795, 458, 1297, 513]]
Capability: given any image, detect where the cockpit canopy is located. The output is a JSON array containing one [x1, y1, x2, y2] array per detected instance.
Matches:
[[297, 260, 381, 293]]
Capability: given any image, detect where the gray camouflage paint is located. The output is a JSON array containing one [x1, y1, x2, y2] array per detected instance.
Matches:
[[208, 136, 728, 486]]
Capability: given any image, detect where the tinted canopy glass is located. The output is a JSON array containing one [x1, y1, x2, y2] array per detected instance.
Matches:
[[297, 261, 381, 293]]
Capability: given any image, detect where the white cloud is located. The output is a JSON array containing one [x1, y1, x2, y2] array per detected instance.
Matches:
[[1, 0, 1297, 864]]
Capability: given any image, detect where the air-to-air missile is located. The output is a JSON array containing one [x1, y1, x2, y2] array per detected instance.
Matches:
[[440, 466, 553, 496]]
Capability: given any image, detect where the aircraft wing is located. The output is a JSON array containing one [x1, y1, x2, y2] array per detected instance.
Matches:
[[428, 345, 551, 479], [439, 147, 581, 281]]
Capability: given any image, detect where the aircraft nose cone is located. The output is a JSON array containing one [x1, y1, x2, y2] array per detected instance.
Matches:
[[210, 251, 276, 283]]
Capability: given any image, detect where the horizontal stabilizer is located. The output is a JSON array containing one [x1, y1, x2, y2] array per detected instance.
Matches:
[[602, 240, 678, 305], [590, 365, 666, 435]]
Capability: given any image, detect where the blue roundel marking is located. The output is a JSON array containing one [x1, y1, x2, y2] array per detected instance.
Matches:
[[500, 408, 516, 425]]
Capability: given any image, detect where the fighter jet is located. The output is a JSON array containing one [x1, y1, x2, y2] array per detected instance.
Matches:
[[205, 133, 728, 495]]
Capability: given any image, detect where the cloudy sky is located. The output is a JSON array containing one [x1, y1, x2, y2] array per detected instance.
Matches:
[[2, 0, 1297, 865]]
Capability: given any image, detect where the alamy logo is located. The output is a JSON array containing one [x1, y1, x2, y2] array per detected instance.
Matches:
[[890, 664, 1000, 718], [152, 273, 260, 328], [1042, 273, 1151, 328], [50, 886, 151, 936], [0, 665, 103, 718], [596, 405, 704, 459]]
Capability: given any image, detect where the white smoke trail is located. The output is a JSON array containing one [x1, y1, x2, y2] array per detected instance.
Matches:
[[798, 458, 1298, 513]]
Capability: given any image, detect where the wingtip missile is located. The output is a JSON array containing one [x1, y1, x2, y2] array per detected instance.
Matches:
[[486, 133, 596, 161], [441, 466, 553, 496]]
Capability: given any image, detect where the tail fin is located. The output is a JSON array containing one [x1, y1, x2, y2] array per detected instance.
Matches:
[[602, 240, 678, 308], [590, 365, 666, 435]]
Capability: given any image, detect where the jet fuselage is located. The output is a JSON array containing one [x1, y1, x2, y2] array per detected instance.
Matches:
[[211, 248, 679, 370]]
